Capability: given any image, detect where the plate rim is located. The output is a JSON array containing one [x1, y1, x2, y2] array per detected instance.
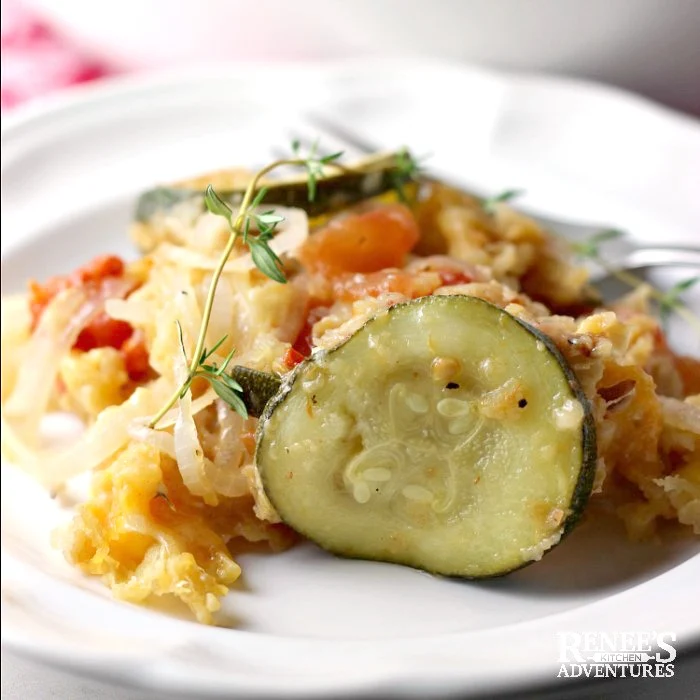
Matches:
[[3, 56, 699, 140]]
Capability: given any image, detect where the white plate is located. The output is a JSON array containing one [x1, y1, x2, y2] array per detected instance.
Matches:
[[2, 59, 699, 698]]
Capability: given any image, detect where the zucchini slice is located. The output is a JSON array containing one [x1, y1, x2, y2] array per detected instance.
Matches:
[[255, 295, 596, 577], [133, 151, 417, 238]]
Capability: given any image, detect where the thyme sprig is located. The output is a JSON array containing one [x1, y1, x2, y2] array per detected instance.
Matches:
[[148, 145, 352, 428], [482, 189, 524, 214], [573, 230, 700, 333], [205, 185, 287, 283], [174, 322, 248, 418], [659, 276, 700, 329], [291, 139, 344, 202], [391, 148, 424, 203]]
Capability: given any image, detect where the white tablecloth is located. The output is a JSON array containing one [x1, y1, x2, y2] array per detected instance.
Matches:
[[2, 651, 176, 700]]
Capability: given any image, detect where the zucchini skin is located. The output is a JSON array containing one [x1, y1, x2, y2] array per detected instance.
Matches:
[[454, 323, 597, 580], [510, 315, 597, 544], [134, 152, 416, 223], [255, 295, 597, 578], [229, 365, 282, 419], [134, 187, 201, 223]]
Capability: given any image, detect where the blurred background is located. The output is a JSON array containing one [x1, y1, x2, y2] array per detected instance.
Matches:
[[2, 0, 699, 115]]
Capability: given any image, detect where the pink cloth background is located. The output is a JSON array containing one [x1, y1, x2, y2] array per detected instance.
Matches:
[[1, 1, 113, 111]]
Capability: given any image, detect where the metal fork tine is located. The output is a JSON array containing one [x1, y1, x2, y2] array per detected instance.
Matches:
[[270, 145, 290, 161], [305, 114, 376, 154], [285, 120, 373, 162]]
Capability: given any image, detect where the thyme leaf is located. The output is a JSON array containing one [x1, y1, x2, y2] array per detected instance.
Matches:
[[572, 229, 624, 258], [208, 376, 249, 418], [204, 186, 233, 221], [249, 186, 269, 210], [172, 322, 248, 417], [391, 148, 424, 203], [659, 276, 699, 329], [482, 189, 524, 215], [200, 334, 229, 363], [570, 229, 700, 334], [249, 238, 286, 283]]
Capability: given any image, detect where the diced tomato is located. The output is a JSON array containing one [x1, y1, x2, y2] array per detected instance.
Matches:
[[437, 269, 473, 287], [292, 323, 313, 357], [28, 279, 68, 328], [29, 254, 126, 329], [283, 347, 306, 369], [292, 304, 331, 358], [297, 204, 420, 276], [74, 312, 133, 352], [70, 254, 124, 286], [28, 254, 150, 382], [121, 330, 151, 381]]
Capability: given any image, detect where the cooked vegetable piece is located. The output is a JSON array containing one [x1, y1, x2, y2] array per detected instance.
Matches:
[[229, 365, 282, 418], [297, 204, 420, 275], [133, 151, 417, 226], [255, 295, 596, 577]]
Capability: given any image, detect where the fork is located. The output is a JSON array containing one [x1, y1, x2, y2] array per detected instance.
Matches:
[[274, 116, 700, 287]]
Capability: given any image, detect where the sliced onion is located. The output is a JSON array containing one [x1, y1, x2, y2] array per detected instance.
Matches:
[[1, 294, 31, 402], [203, 400, 249, 498], [155, 243, 238, 272], [4, 279, 133, 445], [45, 382, 169, 484], [155, 206, 309, 273], [128, 420, 176, 459], [214, 399, 244, 467], [204, 455, 250, 499], [204, 275, 235, 354], [172, 354, 217, 504], [0, 410, 37, 465], [12, 380, 217, 490], [12, 379, 170, 488], [174, 388, 217, 505], [152, 386, 216, 429], [105, 298, 154, 326], [272, 276, 309, 344], [4, 288, 85, 430]]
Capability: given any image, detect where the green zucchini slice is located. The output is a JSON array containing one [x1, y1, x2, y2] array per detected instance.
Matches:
[[255, 295, 596, 577], [133, 151, 416, 226]]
